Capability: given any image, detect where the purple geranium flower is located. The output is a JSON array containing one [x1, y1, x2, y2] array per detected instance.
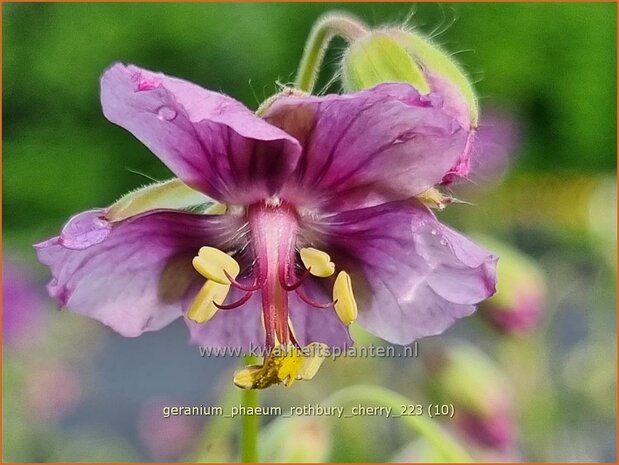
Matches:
[[35, 63, 497, 388]]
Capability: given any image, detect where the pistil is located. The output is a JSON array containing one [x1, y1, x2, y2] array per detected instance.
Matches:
[[248, 201, 299, 349]]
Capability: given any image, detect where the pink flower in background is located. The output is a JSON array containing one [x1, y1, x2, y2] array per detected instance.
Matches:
[[3, 257, 45, 348], [137, 398, 200, 461], [424, 342, 517, 453], [468, 107, 521, 185], [483, 291, 543, 334], [477, 237, 546, 334], [455, 407, 515, 451], [25, 363, 82, 422]]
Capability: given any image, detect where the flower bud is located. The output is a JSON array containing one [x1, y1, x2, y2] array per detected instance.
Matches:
[[341, 28, 478, 131], [341, 28, 479, 185], [25, 363, 82, 422], [341, 31, 431, 97], [424, 342, 516, 451], [476, 237, 546, 334]]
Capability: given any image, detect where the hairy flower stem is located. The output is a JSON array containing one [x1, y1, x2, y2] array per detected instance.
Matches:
[[240, 355, 260, 462], [295, 13, 367, 93], [324, 385, 473, 462]]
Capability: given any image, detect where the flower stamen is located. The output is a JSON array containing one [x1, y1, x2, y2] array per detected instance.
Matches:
[[333, 271, 358, 325], [223, 269, 264, 292], [188, 247, 246, 322], [300, 247, 335, 277], [192, 246, 240, 284], [187, 281, 230, 323], [212, 290, 253, 310]]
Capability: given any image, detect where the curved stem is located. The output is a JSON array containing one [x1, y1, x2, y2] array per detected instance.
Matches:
[[322, 385, 472, 462], [295, 13, 368, 93], [240, 356, 260, 462]]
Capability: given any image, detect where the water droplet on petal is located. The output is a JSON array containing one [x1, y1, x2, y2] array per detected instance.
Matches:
[[439, 239, 447, 246], [60, 210, 111, 250], [156, 106, 177, 121], [430, 229, 438, 235]]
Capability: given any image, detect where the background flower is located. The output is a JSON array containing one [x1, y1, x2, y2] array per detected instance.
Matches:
[[3, 256, 45, 348]]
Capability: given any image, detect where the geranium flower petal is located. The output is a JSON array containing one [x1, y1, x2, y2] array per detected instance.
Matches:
[[263, 83, 468, 211], [313, 200, 497, 345], [34, 210, 244, 337], [100, 63, 301, 204]]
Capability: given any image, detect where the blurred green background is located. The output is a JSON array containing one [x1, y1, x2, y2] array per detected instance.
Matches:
[[3, 2, 617, 463]]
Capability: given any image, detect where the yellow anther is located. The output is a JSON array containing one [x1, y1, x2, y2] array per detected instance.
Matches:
[[186, 281, 230, 324], [300, 247, 335, 277], [233, 343, 328, 390], [333, 271, 358, 326], [192, 247, 240, 285]]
